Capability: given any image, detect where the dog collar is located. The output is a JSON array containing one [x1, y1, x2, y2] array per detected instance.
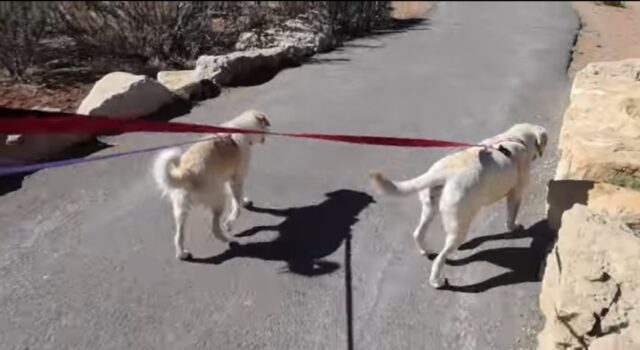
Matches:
[[496, 145, 512, 158], [213, 133, 239, 148], [479, 136, 526, 159]]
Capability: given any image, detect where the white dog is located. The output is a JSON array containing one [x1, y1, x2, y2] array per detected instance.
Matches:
[[369, 123, 548, 288], [152, 109, 271, 260]]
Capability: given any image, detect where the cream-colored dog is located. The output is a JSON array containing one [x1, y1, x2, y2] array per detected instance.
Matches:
[[152, 109, 271, 260], [370, 123, 548, 288]]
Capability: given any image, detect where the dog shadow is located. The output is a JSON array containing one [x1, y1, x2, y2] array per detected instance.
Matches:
[[189, 189, 375, 277], [430, 220, 556, 293]]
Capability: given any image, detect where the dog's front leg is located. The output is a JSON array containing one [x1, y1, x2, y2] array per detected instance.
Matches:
[[223, 175, 245, 232], [235, 160, 253, 208], [212, 208, 233, 243], [506, 188, 524, 232], [507, 163, 530, 232]]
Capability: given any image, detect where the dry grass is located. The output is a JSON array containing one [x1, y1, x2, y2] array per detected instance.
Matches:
[[608, 173, 640, 191], [602, 1, 626, 8]]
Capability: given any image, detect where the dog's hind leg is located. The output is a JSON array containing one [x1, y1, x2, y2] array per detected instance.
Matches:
[[429, 209, 472, 288], [506, 188, 524, 232], [413, 189, 440, 256], [171, 193, 192, 260]]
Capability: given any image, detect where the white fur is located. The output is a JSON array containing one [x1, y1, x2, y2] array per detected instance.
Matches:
[[370, 123, 548, 288], [152, 110, 271, 260], [153, 147, 183, 197]]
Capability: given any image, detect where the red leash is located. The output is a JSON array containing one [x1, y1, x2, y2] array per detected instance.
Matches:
[[0, 108, 475, 148], [0, 107, 486, 176]]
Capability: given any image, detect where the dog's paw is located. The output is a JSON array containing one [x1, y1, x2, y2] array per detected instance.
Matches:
[[429, 277, 448, 289], [507, 223, 525, 232], [418, 248, 431, 257], [216, 234, 232, 243], [177, 251, 192, 261], [222, 220, 233, 232]]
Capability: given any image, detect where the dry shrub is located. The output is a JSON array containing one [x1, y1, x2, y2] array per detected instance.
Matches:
[[325, 1, 392, 38], [0, 1, 393, 83], [269, 1, 393, 38], [53, 2, 223, 70], [0, 2, 55, 82]]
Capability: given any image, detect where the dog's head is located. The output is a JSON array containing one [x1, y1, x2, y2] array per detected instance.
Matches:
[[506, 123, 548, 161], [532, 125, 548, 160], [226, 109, 271, 145], [251, 111, 271, 144]]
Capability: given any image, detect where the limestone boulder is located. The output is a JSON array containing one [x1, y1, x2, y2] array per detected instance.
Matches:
[[196, 10, 335, 89], [590, 332, 640, 350], [555, 59, 640, 183], [194, 54, 234, 86], [195, 47, 292, 86], [76, 72, 175, 118], [570, 58, 640, 99], [547, 180, 640, 231], [538, 204, 640, 350], [0, 107, 91, 162], [157, 70, 220, 101], [235, 10, 334, 55]]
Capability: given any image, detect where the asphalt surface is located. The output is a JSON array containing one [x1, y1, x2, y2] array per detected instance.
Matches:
[[0, 2, 579, 350]]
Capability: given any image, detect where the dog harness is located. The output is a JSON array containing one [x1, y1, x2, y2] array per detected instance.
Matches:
[[478, 136, 527, 159]]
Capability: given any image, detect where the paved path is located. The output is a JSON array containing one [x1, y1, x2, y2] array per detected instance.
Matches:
[[0, 2, 578, 349]]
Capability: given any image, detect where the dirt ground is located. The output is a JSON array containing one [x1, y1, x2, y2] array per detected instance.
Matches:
[[391, 1, 434, 19], [0, 81, 92, 112], [569, 1, 640, 77]]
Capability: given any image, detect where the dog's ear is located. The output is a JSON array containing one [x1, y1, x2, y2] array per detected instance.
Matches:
[[254, 113, 271, 128], [535, 129, 548, 157]]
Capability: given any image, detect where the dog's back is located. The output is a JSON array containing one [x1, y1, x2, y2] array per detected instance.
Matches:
[[177, 136, 241, 182], [421, 146, 520, 207]]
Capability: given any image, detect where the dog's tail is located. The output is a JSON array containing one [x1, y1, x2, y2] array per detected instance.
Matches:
[[152, 148, 188, 196], [369, 170, 444, 196]]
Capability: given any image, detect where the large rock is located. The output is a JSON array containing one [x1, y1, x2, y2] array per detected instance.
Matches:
[[0, 133, 89, 162], [196, 10, 335, 89], [195, 47, 293, 86], [538, 204, 640, 350], [547, 180, 640, 231], [0, 107, 90, 162], [77, 72, 176, 118], [235, 10, 334, 55], [157, 70, 220, 101], [555, 59, 640, 183], [590, 332, 640, 350]]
